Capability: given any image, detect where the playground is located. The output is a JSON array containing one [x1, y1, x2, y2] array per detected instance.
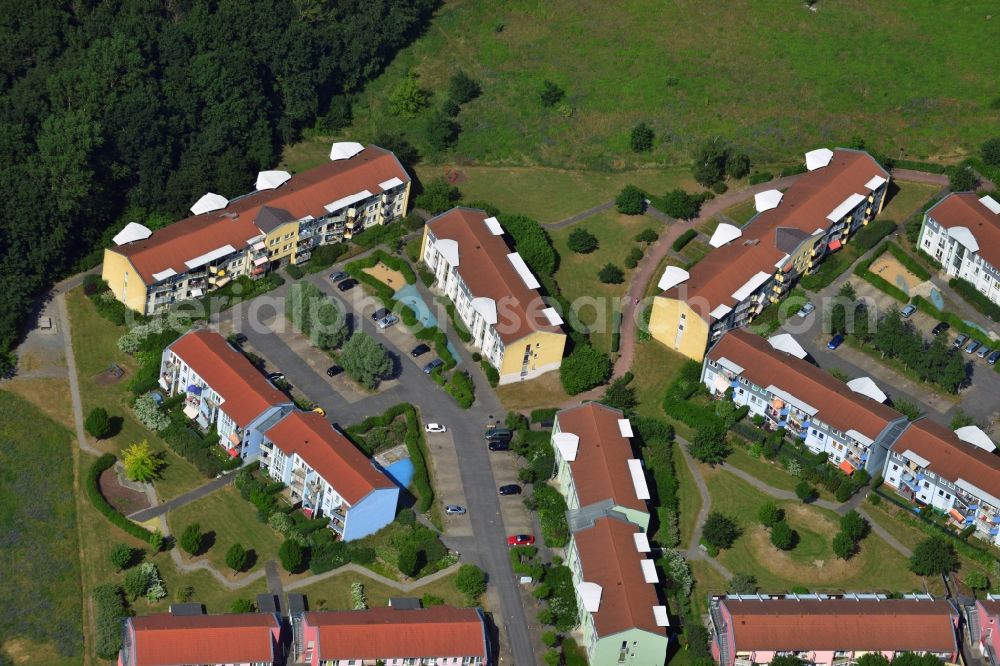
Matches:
[[869, 254, 925, 296], [363, 262, 406, 293]]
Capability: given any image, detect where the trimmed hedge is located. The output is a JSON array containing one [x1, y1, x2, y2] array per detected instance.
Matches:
[[530, 408, 558, 423], [748, 171, 774, 185], [285, 264, 304, 280], [949, 277, 1000, 321], [480, 360, 499, 387], [87, 454, 159, 543], [892, 159, 946, 174], [672, 229, 697, 252], [887, 242, 931, 280], [854, 243, 908, 302], [851, 218, 896, 252], [610, 310, 623, 353], [779, 164, 807, 177], [445, 302, 473, 343], [414, 326, 457, 370], [532, 484, 569, 547]]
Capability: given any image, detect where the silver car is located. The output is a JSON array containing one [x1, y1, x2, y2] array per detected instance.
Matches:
[[796, 303, 816, 318], [445, 505, 466, 515], [377, 314, 399, 329]]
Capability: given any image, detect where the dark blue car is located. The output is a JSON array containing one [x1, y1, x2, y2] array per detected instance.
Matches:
[[827, 334, 844, 350]]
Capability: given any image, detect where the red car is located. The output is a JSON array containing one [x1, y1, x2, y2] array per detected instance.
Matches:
[[507, 534, 535, 546]]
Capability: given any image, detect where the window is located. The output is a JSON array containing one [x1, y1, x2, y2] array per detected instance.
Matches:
[[892, 464, 899, 471]]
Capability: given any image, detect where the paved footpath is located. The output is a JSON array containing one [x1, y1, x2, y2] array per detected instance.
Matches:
[[128, 473, 235, 521]]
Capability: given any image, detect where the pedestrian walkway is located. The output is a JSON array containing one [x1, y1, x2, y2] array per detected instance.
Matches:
[[128, 472, 234, 522]]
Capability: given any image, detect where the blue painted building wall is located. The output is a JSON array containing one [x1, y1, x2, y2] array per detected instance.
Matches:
[[342, 486, 400, 541]]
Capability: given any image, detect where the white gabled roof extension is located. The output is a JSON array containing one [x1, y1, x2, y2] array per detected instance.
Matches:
[[329, 141, 364, 161], [767, 333, 808, 359], [633, 532, 651, 553], [710, 223, 743, 248], [710, 304, 733, 320], [190, 193, 229, 215], [901, 449, 932, 468], [827, 193, 867, 222], [627, 459, 651, 500], [324, 190, 373, 213], [658, 266, 690, 292], [979, 195, 1000, 215], [715, 356, 744, 375], [766, 385, 818, 416], [846, 376, 888, 403], [482, 216, 504, 235], [805, 148, 834, 171], [754, 189, 783, 213], [378, 176, 404, 191], [152, 268, 177, 282], [865, 175, 887, 191], [112, 222, 153, 246], [506, 252, 540, 289], [954, 425, 997, 452], [577, 582, 603, 613], [255, 170, 291, 191], [433, 239, 460, 266], [553, 432, 580, 462], [184, 244, 236, 270], [542, 307, 564, 326], [948, 226, 980, 252], [471, 297, 497, 325], [731, 271, 772, 302], [617, 419, 634, 438], [653, 606, 671, 627], [640, 559, 659, 584]]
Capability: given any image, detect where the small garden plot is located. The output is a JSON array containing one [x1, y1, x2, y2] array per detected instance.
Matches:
[[98, 465, 151, 515]]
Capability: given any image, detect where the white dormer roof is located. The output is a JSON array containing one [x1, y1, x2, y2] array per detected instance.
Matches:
[[542, 307, 564, 326], [979, 195, 1000, 215], [329, 141, 364, 161], [948, 226, 980, 252], [954, 425, 997, 452], [627, 459, 651, 500], [190, 193, 229, 215], [633, 532, 651, 553], [805, 148, 834, 171], [434, 239, 460, 266], [754, 189, 783, 213], [256, 170, 291, 190], [482, 216, 504, 235], [709, 223, 743, 248], [901, 449, 931, 468], [865, 175, 887, 191], [846, 376, 888, 403], [112, 222, 153, 246], [577, 582, 603, 612], [324, 190, 373, 214], [827, 193, 867, 222], [378, 177, 404, 191], [657, 266, 690, 292], [767, 333, 808, 359], [617, 419, 634, 438], [653, 606, 671, 627], [640, 559, 659, 584], [506, 252, 540, 289], [710, 304, 733, 320], [471, 297, 497, 325], [553, 432, 580, 461], [731, 271, 772, 302]]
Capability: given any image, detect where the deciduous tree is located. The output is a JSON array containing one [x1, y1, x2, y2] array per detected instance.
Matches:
[[702, 512, 739, 550], [122, 440, 164, 483], [615, 185, 645, 214], [909, 536, 959, 576], [180, 523, 203, 556], [339, 332, 393, 390], [567, 228, 598, 253], [85, 407, 112, 439], [630, 122, 654, 152], [226, 543, 249, 574]]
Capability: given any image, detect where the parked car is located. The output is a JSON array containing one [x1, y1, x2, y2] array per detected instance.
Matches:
[[371, 307, 391, 321], [827, 334, 844, 350], [900, 304, 917, 318], [377, 314, 399, 329], [410, 343, 431, 357], [445, 505, 466, 516], [232, 333, 248, 346], [328, 271, 349, 282], [325, 365, 342, 377], [498, 484, 521, 496], [337, 278, 357, 292], [422, 359, 444, 374], [488, 440, 510, 451], [424, 423, 447, 433], [965, 340, 981, 354], [507, 534, 535, 546], [796, 302, 816, 318], [266, 372, 285, 382], [977, 346, 992, 359], [988, 350, 1000, 365], [312, 406, 326, 416], [931, 322, 950, 336], [953, 333, 969, 349], [486, 426, 513, 440]]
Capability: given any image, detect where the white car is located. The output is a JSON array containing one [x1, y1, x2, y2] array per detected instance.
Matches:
[[796, 302, 816, 318], [445, 505, 466, 515], [424, 423, 447, 433]]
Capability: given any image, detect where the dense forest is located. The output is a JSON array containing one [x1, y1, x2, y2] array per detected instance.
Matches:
[[0, 0, 436, 372]]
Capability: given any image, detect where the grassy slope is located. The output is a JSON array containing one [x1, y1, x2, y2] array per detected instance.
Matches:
[[0, 391, 83, 665], [294, 570, 466, 611], [293, 0, 999, 169]]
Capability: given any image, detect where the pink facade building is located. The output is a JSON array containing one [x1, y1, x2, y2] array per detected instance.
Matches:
[[976, 596, 1000, 666], [118, 611, 282, 666]]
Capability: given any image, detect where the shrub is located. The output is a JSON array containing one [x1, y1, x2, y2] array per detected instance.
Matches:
[[795, 481, 817, 503], [726, 151, 752, 179], [110, 543, 133, 571], [748, 171, 774, 185], [616, 185, 645, 214], [624, 246, 644, 269], [780, 164, 808, 177], [448, 70, 481, 104], [559, 344, 611, 395], [445, 370, 475, 408], [414, 177, 462, 215], [630, 122, 654, 152], [531, 408, 558, 424], [499, 213, 557, 277], [539, 80, 565, 107], [635, 228, 659, 243], [230, 598, 255, 613], [947, 163, 976, 191], [285, 264, 304, 280], [180, 523, 203, 556], [280, 539, 305, 573], [455, 563, 487, 603], [672, 229, 698, 251], [757, 501, 783, 528], [702, 512, 739, 550], [86, 454, 158, 543], [93, 584, 127, 659], [728, 572, 758, 594], [85, 406, 113, 439], [533, 484, 570, 547], [566, 228, 598, 253], [983, 137, 1000, 166], [598, 263, 624, 284], [351, 582, 368, 610], [711, 180, 728, 194], [769, 520, 796, 550], [909, 536, 959, 576], [480, 360, 499, 387], [949, 277, 1000, 321], [133, 393, 170, 431]]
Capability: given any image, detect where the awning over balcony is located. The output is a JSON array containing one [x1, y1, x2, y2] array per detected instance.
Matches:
[[253, 256, 268, 266], [227, 447, 239, 458], [187, 384, 202, 395], [183, 403, 199, 420], [949, 508, 965, 523], [828, 239, 842, 252], [714, 376, 729, 393], [839, 460, 855, 475], [253, 241, 267, 251]]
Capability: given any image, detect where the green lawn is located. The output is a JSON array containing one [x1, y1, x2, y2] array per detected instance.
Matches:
[[724, 447, 835, 503], [679, 239, 711, 266], [879, 181, 942, 223], [167, 486, 284, 578], [0, 391, 82, 665], [286, 2, 998, 170], [292, 570, 467, 611], [551, 210, 662, 352], [687, 559, 730, 616], [702, 468, 923, 593], [66, 288, 207, 501], [630, 340, 688, 419], [674, 448, 702, 548], [719, 199, 759, 227]]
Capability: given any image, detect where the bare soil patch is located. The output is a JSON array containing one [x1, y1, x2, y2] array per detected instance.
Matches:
[[363, 262, 406, 293], [870, 254, 923, 293], [99, 466, 149, 515]]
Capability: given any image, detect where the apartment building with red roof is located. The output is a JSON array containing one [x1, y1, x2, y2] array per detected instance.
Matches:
[[709, 594, 960, 666], [260, 410, 398, 541], [649, 147, 889, 361], [974, 596, 1000, 665], [917, 192, 1000, 306], [419, 207, 567, 384], [118, 611, 282, 666], [294, 606, 489, 666], [159, 329, 293, 461], [103, 143, 410, 314]]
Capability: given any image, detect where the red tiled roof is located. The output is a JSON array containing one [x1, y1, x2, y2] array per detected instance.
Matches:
[[169, 330, 288, 428], [926, 192, 1000, 268], [556, 403, 647, 513], [265, 411, 394, 505], [893, 419, 1000, 498], [114, 146, 409, 283], [305, 607, 486, 660], [128, 613, 278, 666], [979, 599, 1000, 619], [574, 516, 664, 639], [425, 207, 563, 344], [663, 149, 887, 318], [722, 598, 958, 652], [707, 329, 901, 440]]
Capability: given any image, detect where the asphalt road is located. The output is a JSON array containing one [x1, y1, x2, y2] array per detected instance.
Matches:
[[217, 273, 538, 665]]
